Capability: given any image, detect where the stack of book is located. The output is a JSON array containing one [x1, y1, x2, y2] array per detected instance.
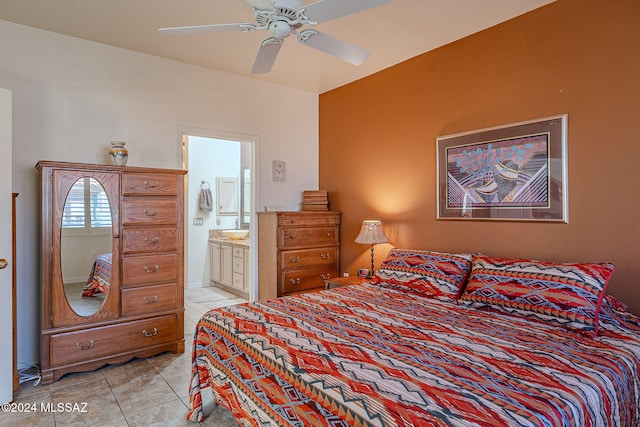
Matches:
[[301, 190, 329, 211]]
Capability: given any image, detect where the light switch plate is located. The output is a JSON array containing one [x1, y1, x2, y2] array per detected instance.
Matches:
[[272, 160, 286, 182]]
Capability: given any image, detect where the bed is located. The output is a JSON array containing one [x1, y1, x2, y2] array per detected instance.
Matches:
[[187, 249, 640, 426], [82, 252, 112, 297]]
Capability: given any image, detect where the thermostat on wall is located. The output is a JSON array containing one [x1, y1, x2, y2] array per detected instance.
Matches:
[[272, 160, 286, 182]]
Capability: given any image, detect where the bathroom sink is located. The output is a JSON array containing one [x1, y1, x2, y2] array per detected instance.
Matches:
[[222, 229, 249, 240]]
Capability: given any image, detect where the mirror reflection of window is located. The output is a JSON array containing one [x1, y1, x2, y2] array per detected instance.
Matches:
[[62, 177, 112, 229]]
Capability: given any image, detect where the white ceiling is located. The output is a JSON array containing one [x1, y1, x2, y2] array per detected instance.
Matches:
[[0, 0, 555, 94]]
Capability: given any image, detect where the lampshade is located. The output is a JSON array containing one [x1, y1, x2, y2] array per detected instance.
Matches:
[[354, 220, 388, 245]]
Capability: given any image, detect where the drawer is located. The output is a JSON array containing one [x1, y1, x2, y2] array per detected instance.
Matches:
[[232, 256, 244, 274], [232, 246, 244, 257], [232, 272, 245, 290], [281, 266, 338, 294], [122, 200, 177, 225], [123, 253, 178, 287], [279, 226, 338, 248], [123, 173, 178, 196], [123, 228, 178, 254], [122, 283, 178, 316], [50, 314, 178, 367], [277, 213, 340, 227], [280, 247, 338, 269]]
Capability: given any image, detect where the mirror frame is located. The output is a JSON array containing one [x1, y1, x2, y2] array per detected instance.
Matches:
[[51, 169, 121, 327]]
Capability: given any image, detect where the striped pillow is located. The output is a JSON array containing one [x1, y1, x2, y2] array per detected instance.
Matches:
[[459, 255, 615, 337], [373, 249, 472, 301]]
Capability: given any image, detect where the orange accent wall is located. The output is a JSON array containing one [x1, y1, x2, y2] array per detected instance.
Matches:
[[319, 0, 640, 314]]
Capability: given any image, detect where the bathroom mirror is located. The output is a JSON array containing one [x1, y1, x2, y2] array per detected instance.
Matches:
[[60, 177, 113, 317], [216, 176, 239, 216], [242, 167, 250, 224]]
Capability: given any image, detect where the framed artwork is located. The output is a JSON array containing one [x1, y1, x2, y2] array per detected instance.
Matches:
[[436, 115, 567, 222]]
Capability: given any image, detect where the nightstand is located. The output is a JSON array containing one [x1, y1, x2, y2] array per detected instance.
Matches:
[[324, 275, 364, 289]]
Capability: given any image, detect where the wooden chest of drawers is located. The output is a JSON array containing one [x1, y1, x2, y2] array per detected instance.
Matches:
[[258, 211, 340, 299], [37, 161, 186, 384]]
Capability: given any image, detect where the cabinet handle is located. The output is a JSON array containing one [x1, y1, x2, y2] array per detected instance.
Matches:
[[76, 340, 94, 350], [289, 256, 300, 263], [321, 273, 332, 280], [326, 233, 331, 237], [143, 181, 159, 189], [143, 264, 160, 273], [143, 328, 158, 337], [143, 296, 159, 304], [144, 236, 160, 244], [143, 209, 158, 216], [320, 253, 331, 260], [289, 278, 301, 285]]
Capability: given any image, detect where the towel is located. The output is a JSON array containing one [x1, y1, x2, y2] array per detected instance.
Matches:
[[199, 187, 213, 212]]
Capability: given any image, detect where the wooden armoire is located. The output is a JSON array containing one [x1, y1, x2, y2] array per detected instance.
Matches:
[[37, 161, 186, 384]]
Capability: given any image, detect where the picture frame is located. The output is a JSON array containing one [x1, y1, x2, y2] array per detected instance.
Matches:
[[436, 115, 567, 222]]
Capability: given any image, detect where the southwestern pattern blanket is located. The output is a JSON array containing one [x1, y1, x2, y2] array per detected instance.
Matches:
[[187, 283, 640, 426]]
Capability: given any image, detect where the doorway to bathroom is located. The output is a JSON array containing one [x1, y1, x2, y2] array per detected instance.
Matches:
[[181, 129, 256, 301]]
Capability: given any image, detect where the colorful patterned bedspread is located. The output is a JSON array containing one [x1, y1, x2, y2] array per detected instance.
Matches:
[[187, 283, 640, 426], [82, 253, 112, 297]]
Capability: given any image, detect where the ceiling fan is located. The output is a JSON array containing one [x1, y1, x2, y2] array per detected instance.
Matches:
[[158, 0, 391, 74]]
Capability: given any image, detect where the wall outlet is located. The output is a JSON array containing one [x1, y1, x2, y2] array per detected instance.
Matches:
[[193, 218, 204, 226]]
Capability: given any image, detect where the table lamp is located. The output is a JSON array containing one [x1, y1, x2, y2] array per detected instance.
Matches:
[[354, 220, 388, 277]]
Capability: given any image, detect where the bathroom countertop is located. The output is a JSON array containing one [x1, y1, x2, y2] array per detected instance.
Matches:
[[208, 237, 250, 247]]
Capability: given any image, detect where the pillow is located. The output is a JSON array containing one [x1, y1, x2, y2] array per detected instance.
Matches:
[[372, 249, 473, 301], [459, 255, 615, 337]]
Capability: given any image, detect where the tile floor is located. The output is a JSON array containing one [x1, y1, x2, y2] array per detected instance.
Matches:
[[3, 286, 247, 427]]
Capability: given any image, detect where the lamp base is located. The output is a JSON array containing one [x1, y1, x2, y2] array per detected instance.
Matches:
[[357, 268, 371, 278]]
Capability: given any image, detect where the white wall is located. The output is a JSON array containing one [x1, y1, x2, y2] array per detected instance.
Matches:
[[187, 136, 242, 288], [0, 21, 319, 371]]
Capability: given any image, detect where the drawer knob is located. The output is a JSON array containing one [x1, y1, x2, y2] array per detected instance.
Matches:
[[289, 278, 301, 285], [290, 256, 300, 263], [143, 328, 159, 337], [143, 264, 160, 273], [144, 181, 159, 189], [143, 209, 158, 216], [144, 236, 160, 244], [321, 273, 332, 280], [76, 340, 94, 350], [143, 296, 159, 304], [320, 253, 331, 260]]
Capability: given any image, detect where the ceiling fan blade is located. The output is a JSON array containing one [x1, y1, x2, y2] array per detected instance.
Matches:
[[303, 0, 390, 23], [245, 0, 275, 11], [251, 38, 283, 74], [298, 30, 370, 65], [159, 23, 256, 35]]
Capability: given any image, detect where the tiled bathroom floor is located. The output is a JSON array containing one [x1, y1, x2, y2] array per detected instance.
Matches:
[[3, 286, 247, 427]]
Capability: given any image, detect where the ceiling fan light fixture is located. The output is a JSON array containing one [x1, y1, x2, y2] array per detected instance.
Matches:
[[269, 20, 292, 39]]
